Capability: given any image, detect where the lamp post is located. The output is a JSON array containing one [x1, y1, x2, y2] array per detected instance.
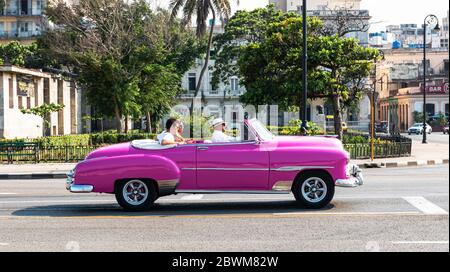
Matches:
[[300, 0, 308, 134], [422, 14, 440, 144]]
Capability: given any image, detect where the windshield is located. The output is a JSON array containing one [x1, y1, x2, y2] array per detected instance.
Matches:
[[413, 123, 423, 127], [248, 119, 275, 141]]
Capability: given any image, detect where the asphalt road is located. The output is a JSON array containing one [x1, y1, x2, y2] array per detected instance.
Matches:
[[401, 132, 449, 145], [0, 165, 448, 252]]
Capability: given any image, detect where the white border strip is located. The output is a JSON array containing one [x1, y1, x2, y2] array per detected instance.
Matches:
[[392, 241, 449, 245]]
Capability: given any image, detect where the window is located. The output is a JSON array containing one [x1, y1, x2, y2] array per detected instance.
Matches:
[[9, 78, 14, 109], [209, 72, 218, 94], [426, 104, 435, 117], [230, 77, 239, 94], [188, 73, 196, 91]]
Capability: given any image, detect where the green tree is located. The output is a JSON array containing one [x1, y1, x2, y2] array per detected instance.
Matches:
[[0, 41, 38, 67], [212, 5, 297, 89], [170, 0, 238, 103], [21, 103, 65, 136], [214, 7, 380, 138], [41, 0, 201, 133]]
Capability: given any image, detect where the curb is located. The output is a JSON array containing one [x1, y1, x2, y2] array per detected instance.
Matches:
[[0, 172, 67, 180], [357, 159, 449, 169]]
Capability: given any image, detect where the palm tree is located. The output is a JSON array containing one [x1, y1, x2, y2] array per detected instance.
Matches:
[[170, 0, 238, 102]]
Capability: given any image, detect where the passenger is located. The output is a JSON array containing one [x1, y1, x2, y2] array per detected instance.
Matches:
[[174, 121, 186, 143], [157, 118, 185, 146], [210, 118, 235, 143]]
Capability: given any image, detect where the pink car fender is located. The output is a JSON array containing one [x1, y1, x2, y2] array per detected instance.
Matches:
[[74, 154, 180, 195]]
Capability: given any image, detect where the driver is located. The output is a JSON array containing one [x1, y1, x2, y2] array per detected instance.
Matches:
[[210, 118, 236, 143]]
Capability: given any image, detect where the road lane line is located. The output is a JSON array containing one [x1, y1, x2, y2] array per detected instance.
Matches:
[[0, 193, 17, 195], [392, 241, 449, 245], [180, 194, 204, 200], [402, 197, 449, 215], [0, 243, 9, 246], [273, 211, 421, 216]]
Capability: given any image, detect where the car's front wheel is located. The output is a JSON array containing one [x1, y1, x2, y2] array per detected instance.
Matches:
[[292, 171, 335, 209], [115, 179, 157, 211]]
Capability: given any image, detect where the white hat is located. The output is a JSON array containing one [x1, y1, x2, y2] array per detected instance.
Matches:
[[211, 118, 226, 128]]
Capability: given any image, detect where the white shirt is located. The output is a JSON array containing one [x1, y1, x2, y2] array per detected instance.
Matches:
[[157, 131, 175, 145], [211, 130, 235, 143]]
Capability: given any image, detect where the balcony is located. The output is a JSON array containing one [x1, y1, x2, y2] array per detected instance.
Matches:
[[0, 30, 41, 40]]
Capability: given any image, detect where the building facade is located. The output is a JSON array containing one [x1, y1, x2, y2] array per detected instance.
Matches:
[[377, 49, 449, 132], [441, 11, 449, 49], [370, 23, 442, 49], [0, 0, 48, 44], [0, 65, 84, 139]]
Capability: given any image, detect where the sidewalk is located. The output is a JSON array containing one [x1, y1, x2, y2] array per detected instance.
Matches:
[[353, 140, 449, 168], [0, 140, 448, 179]]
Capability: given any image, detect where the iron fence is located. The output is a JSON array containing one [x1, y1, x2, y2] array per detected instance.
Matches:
[[344, 142, 412, 160], [0, 143, 101, 164], [1, 140, 413, 163]]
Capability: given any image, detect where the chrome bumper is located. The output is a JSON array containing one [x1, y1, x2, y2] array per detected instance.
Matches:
[[66, 170, 93, 193], [335, 164, 364, 188]]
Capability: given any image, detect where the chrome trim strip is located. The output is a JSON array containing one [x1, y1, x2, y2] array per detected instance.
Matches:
[[272, 166, 335, 172], [271, 181, 293, 192], [182, 168, 269, 171], [157, 179, 180, 190], [175, 190, 290, 195], [179, 141, 258, 148]]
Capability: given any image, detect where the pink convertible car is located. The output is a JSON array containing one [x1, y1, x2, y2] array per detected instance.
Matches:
[[66, 119, 363, 211]]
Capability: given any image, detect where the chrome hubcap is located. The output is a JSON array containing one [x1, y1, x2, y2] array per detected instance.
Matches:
[[301, 177, 327, 203], [123, 180, 148, 206]]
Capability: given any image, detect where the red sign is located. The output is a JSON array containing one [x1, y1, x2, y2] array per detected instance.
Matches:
[[424, 83, 449, 94]]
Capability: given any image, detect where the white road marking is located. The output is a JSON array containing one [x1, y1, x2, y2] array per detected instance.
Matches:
[[392, 241, 449, 245], [0, 193, 18, 195], [402, 197, 449, 215], [180, 194, 204, 200], [273, 211, 421, 216], [0, 243, 9, 246]]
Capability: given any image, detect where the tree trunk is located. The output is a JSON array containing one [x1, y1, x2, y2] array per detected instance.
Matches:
[[125, 116, 129, 133], [146, 111, 152, 133], [332, 94, 343, 140], [114, 101, 122, 133]]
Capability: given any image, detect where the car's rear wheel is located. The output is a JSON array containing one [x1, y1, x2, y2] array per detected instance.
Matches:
[[115, 179, 157, 211], [292, 171, 335, 209]]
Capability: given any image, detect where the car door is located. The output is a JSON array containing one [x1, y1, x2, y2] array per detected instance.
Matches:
[[195, 141, 270, 190]]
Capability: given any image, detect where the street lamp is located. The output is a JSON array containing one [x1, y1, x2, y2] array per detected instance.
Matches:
[[422, 14, 440, 144], [300, 0, 308, 135]]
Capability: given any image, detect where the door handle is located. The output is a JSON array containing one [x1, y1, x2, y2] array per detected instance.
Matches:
[[197, 146, 209, 151]]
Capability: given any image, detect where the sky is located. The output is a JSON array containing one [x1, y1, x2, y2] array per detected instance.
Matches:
[[151, 1, 449, 32], [230, 0, 449, 32]]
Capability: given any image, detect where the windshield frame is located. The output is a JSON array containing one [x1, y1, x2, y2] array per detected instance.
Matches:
[[246, 118, 275, 142]]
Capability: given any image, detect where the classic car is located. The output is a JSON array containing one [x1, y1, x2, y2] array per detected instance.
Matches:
[[66, 119, 363, 211]]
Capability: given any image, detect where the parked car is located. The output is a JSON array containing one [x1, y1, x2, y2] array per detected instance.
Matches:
[[443, 125, 449, 135], [375, 121, 389, 134], [66, 119, 364, 211], [408, 123, 432, 135]]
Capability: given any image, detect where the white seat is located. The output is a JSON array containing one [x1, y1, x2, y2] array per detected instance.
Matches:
[[131, 140, 176, 150]]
